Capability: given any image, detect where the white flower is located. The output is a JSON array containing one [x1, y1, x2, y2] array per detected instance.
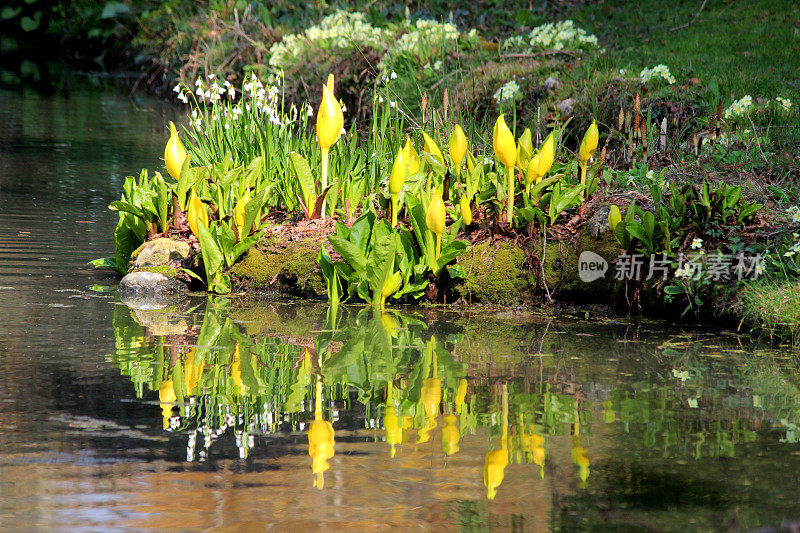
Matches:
[[688, 398, 698, 408], [493, 80, 522, 103], [390, 71, 397, 80], [787, 206, 800, 223], [776, 96, 793, 112], [691, 237, 703, 249], [341, 103, 347, 113], [195, 78, 203, 87], [178, 93, 188, 104], [173, 84, 181, 93], [389, 100, 396, 108], [639, 64, 675, 85], [723, 95, 754, 119], [377, 96, 384, 103], [208, 73, 215, 80]]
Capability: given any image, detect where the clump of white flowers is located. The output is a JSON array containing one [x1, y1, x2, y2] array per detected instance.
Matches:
[[503, 20, 599, 53], [269, 10, 390, 69], [378, 19, 462, 71], [493, 80, 522, 103], [639, 64, 676, 85], [787, 206, 800, 223], [775, 96, 792, 112], [723, 95, 754, 119]]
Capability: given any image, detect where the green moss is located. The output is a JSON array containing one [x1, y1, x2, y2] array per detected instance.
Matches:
[[230, 240, 325, 297], [541, 230, 623, 300], [138, 265, 182, 279], [457, 241, 530, 305]]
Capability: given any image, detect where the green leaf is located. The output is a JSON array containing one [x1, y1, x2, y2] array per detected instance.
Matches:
[[329, 235, 368, 276], [87, 257, 121, 274], [289, 152, 315, 206], [349, 209, 376, 252], [243, 188, 267, 237], [1, 7, 22, 20], [20, 12, 41, 31], [366, 234, 397, 309], [196, 222, 224, 284], [109, 200, 146, 221]]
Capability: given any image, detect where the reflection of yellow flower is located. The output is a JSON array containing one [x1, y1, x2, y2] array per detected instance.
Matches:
[[484, 384, 509, 500], [384, 406, 402, 457], [308, 377, 335, 489], [572, 436, 590, 483], [159, 379, 177, 430], [183, 348, 203, 395], [455, 378, 467, 414], [442, 414, 460, 455], [230, 345, 246, 396]]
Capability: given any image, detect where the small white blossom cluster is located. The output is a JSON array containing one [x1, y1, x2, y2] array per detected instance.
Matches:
[[181, 72, 307, 133], [775, 96, 793, 112], [503, 20, 598, 53], [269, 10, 390, 69], [787, 206, 800, 223], [639, 64, 676, 85], [723, 95, 753, 119], [672, 369, 689, 381], [378, 19, 461, 71], [784, 233, 800, 258], [493, 80, 522, 103]]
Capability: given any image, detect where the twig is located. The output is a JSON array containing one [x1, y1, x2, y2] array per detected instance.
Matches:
[[669, 0, 708, 31]]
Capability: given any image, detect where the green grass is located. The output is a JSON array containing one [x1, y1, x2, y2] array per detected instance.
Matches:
[[737, 280, 800, 345], [569, 0, 799, 99]]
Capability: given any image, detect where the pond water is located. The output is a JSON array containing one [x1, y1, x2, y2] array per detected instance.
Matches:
[[2, 72, 800, 531]]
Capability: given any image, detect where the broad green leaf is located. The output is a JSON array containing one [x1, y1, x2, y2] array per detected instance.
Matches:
[[329, 235, 368, 275], [196, 222, 224, 284], [289, 152, 315, 207]]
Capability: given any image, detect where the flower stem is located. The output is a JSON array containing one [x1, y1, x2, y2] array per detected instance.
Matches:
[[580, 163, 587, 201], [506, 166, 514, 225], [435, 233, 441, 261], [321, 148, 329, 219], [391, 194, 398, 227]]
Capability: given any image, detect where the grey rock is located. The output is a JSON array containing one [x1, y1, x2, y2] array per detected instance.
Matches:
[[543, 76, 560, 91], [586, 206, 612, 237], [557, 98, 575, 116], [131, 238, 191, 270], [119, 271, 187, 296]]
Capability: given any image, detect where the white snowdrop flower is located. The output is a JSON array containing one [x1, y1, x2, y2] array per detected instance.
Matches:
[[341, 103, 347, 113], [390, 71, 397, 79], [195, 77, 203, 87], [208, 73, 215, 80], [178, 93, 188, 104], [173, 84, 181, 93], [389, 100, 396, 108], [195, 87, 204, 97], [307, 106, 314, 117], [191, 109, 198, 118], [377, 96, 384, 103]]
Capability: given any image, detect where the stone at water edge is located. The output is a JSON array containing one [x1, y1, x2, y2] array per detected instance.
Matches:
[[118, 271, 187, 296], [131, 238, 191, 270], [557, 98, 575, 117]]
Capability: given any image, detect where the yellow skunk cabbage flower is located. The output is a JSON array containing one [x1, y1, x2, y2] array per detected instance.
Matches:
[[442, 414, 460, 456], [316, 75, 343, 218], [493, 115, 516, 224], [579, 121, 599, 165], [426, 187, 446, 259], [525, 154, 541, 192], [537, 132, 555, 178], [234, 189, 250, 240], [517, 127, 533, 170], [159, 379, 177, 430], [389, 146, 407, 228], [187, 190, 208, 238], [308, 377, 335, 489], [608, 204, 622, 232], [579, 121, 599, 200], [230, 345, 246, 396], [455, 378, 468, 414], [403, 137, 421, 175], [492, 115, 516, 168], [421, 131, 445, 166], [380, 271, 401, 310], [449, 124, 468, 178], [460, 195, 472, 225], [164, 121, 187, 181]]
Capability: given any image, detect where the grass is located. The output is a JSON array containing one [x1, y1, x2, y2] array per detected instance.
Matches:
[[737, 279, 800, 345]]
